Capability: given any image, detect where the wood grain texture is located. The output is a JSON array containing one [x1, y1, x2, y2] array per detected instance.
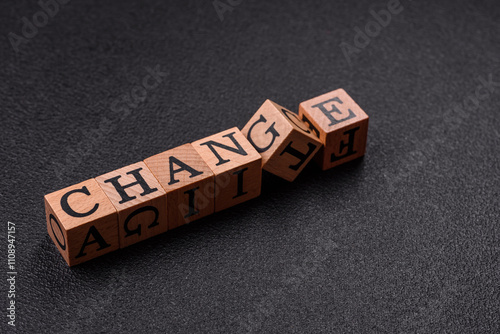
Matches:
[[95, 162, 167, 248], [144, 143, 215, 229], [240, 100, 293, 163], [241, 100, 322, 182], [192, 128, 262, 212], [44, 179, 119, 266], [298, 88, 369, 170]]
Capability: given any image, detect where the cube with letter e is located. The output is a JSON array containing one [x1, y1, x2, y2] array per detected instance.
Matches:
[[298, 89, 369, 170]]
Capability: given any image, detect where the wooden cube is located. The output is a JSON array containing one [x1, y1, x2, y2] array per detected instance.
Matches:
[[298, 89, 369, 170], [241, 100, 322, 181], [44, 179, 119, 266], [192, 127, 262, 212], [95, 162, 167, 248], [144, 144, 215, 229]]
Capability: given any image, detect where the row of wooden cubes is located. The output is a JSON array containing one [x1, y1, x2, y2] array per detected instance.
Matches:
[[45, 89, 369, 266]]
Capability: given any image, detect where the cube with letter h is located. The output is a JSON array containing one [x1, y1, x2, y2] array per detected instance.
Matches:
[[298, 89, 369, 170], [95, 162, 167, 249], [192, 127, 262, 212], [241, 100, 322, 181]]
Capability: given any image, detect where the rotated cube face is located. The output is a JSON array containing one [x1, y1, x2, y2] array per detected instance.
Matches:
[[241, 100, 322, 181], [44, 179, 119, 266], [299, 89, 369, 170]]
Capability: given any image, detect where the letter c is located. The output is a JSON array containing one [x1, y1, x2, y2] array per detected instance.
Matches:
[[60, 186, 99, 218], [280, 108, 311, 133]]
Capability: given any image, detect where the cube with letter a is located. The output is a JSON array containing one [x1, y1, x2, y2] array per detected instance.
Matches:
[[192, 127, 262, 212], [298, 89, 369, 170], [95, 162, 167, 248], [241, 100, 322, 181], [44, 179, 119, 266], [144, 144, 215, 230]]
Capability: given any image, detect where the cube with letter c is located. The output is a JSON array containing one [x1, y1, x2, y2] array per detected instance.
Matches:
[[44, 179, 119, 266]]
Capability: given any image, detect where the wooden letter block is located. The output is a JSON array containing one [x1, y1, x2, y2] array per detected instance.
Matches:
[[144, 144, 215, 230], [44, 179, 119, 266], [298, 88, 369, 170], [241, 100, 322, 181], [95, 162, 167, 248], [192, 127, 262, 212]]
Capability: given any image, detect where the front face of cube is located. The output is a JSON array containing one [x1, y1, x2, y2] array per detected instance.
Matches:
[[299, 89, 369, 170], [95, 162, 168, 248], [192, 127, 262, 212], [242, 100, 322, 182], [144, 144, 215, 229], [44, 179, 119, 266], [212, 158, 262, 212]]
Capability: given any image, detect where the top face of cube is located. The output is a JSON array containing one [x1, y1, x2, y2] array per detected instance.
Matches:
[[44, 178, 116, 230], [299, 89, 368, 135], [144, 143, 214, 192], [191, 127, 262, 174], [95, 161, 166, 211]]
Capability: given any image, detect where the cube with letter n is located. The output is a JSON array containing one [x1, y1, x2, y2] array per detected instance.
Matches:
[[192, 127, 262, 212]]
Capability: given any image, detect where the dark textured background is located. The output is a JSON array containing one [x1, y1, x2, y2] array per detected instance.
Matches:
[[1, 0, 499, 333]]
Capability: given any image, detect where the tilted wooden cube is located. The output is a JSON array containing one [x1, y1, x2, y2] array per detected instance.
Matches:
[[44, 179, 119, 266], [144, 144, 215, 230], [241, 100, 322, 181], [298, 89, 369, 170], [192, 127, 262, 212], [95, 162, 167, 248]]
